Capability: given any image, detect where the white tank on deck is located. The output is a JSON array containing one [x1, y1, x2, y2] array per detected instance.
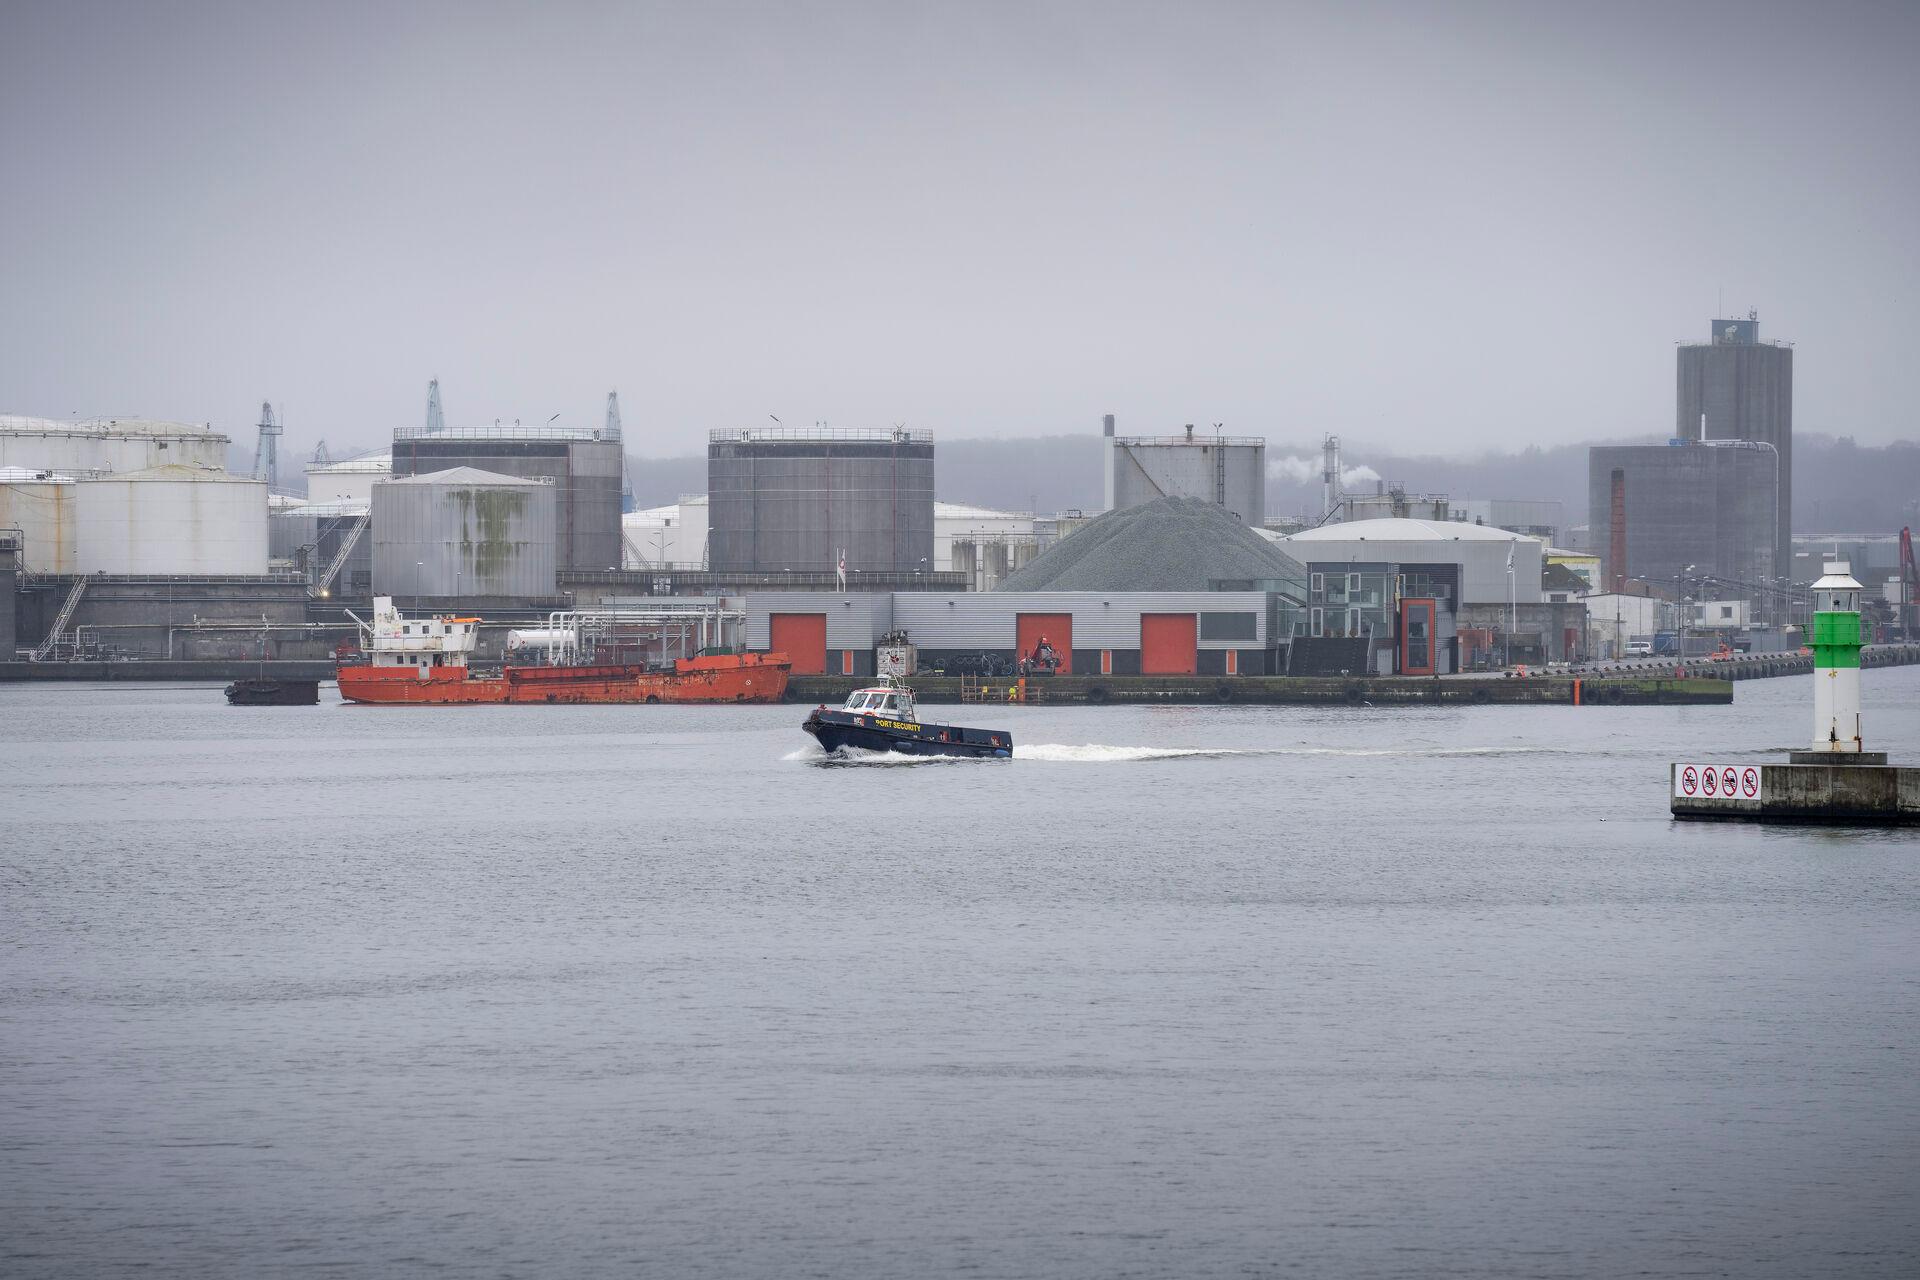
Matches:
[[0, 415, 230, 474], [0, 466, 79, 572], [74, 463, 269, 574]]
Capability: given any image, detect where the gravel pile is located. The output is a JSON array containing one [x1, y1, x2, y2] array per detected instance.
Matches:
[[998, 496, 1306, 592]]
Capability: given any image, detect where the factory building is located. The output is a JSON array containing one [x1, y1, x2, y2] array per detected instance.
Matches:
[[1103, 417, 1265, 525], [0, 467, 78, 573], [0, 415, 230, 474], [1677, 314, 1793, 581], [74, 464, 268, 575], [1587, 439, 1779, 602], [391, 423, 621, 572], [372, 467, 558, 601], [1276, 518, 1573, 667], [707, 427, 936, 575], [745, 591, 1277, 678], [304, 450, 392, 506]]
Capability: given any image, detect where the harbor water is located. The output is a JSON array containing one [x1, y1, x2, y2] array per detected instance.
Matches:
[[3, 670, 1917, 1277]]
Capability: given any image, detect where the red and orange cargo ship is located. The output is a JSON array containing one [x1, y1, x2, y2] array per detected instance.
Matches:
[[337, 598, 790, 705]]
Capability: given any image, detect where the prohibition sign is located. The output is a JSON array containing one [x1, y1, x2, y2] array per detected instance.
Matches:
[[1741, 767, 1759, 798], [1681, 765, 1699, 795], [1721, 767, 1739, 795], [1702, 768, 1718, 796]]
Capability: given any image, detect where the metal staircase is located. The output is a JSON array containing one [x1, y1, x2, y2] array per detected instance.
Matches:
[[315, 511, 370, 594], [31, 577, 89, 661]]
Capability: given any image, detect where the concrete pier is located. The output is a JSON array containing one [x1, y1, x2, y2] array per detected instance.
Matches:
[[1671, 759, 1920, 824]]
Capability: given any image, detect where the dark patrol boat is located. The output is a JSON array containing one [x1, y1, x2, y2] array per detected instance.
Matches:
[[802, 677, 1013, 759]]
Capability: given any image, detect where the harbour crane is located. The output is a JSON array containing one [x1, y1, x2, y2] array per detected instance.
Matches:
[[252, 401, 282, 489]]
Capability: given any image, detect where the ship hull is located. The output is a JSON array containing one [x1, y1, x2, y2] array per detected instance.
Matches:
[[338, 653, 790, 705], [802, 707, 1012, 758]]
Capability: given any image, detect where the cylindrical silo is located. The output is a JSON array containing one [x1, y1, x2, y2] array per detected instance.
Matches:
[[0, 416, 230, 474], [371, 467, 557, 598], [0, 467, 79, 572], [74, 464, 269, 574], [389, 425, 620, 572], [1108, 432, 1266, 525], [707, 427, 936, 574]]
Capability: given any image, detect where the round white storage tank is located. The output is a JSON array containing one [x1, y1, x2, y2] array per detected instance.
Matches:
[[0, 415, 229, 474], [304, 450, 392, 506], [0, 466, 79, 572], [75, 464, 269, 574], [372, 466, 557, 598]]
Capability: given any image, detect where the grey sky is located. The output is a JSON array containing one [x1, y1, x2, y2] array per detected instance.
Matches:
[[3, 0, 1916, 461]]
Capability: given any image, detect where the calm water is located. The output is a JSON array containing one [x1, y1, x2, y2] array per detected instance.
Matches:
[[3, 671, 1918, 1278]]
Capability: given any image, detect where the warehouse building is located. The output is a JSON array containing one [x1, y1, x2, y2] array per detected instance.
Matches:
[[1276, 518, 1572, 668], [745, 591, 1277, 678]]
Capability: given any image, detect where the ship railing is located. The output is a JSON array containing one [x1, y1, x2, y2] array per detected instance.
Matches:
[[707, 426, 934, 444]]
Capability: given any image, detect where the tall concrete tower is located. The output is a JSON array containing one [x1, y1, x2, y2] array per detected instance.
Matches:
[[1677, 314, 1792, 584]]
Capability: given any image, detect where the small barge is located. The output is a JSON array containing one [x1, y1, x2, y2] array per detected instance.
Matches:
[[803, 677, 1013, 759], [224, 677, 320, 706]]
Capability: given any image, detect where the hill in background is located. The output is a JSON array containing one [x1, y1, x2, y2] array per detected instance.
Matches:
[[624, 433, 1920, 537]]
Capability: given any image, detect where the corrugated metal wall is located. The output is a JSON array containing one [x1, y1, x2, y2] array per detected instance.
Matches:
[[372, 477, 558, 597], [709, 436, 935, 574], [1587, 443, 1777, 596]]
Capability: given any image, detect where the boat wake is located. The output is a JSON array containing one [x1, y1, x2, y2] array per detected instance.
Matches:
[[785, 742, 1573, 766], [1015, 743, 1574, 763], [784, 744, 993, 766]]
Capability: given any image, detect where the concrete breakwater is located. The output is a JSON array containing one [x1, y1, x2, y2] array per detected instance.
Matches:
[[789, 674, 1733, 707], [1591, 642, 1920, 683]]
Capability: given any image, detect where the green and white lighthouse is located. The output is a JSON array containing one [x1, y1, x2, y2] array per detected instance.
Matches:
[[1809, 561, 1865, 754]]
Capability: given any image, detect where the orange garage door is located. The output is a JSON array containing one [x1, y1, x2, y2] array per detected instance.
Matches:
[[769, 613, 828, 675], [1140, 613, 1197, 674], [1016, 613, 1072, 672]]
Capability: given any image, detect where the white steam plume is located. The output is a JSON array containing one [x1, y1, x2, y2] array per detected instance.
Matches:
[[1265, 456, 1316, 483], [1265, 456, 1383, 488]]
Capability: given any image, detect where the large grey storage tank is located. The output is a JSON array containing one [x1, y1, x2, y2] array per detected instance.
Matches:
[[372, 467, 557, 599], [707, 427, 935, 575], [390, 423, 621, 572], [1587, 439, 1779, 605], [1676, 316, 1793, 582], [1104, 427, 1265, 525]]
